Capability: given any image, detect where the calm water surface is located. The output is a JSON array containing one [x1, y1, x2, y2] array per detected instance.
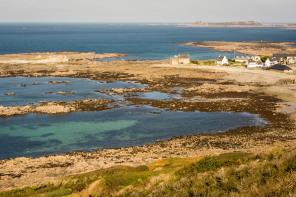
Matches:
[[0, 77, 268, 159], [0, 77, 145, 106], [0, 23, 295, 60], [0, 106, 266, 160]]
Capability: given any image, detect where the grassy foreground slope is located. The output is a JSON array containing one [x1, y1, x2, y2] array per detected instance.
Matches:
[[1, 147, 296, 197]]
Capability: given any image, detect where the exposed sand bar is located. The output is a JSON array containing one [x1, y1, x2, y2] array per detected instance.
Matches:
[[177, 41, 296, 56], [0, 99, 117, 117]]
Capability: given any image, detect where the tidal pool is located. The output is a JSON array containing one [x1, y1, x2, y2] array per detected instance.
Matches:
[[0, 77, 145, 106], [0, 105, 267, 160], [0, 77, 268, 160]]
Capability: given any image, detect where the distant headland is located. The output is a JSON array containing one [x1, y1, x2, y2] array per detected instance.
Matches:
[[145, 21, 296, 28]]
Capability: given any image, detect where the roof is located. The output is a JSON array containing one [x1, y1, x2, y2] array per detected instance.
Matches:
[[235, 56, 249, 60], [217, 56, 225, 61], [178, 54, 190, 59], [270, 64, 292, 71], [273, 54, 296, 58]]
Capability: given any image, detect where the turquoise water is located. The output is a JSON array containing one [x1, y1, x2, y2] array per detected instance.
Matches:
[[1, 23, 295, 60], [0, 77, 268, 160], [0, 77, 268, 159], [0, 106, 266, 160]]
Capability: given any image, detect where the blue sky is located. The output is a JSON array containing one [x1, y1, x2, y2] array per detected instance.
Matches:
[[0, 0, 295, 23]]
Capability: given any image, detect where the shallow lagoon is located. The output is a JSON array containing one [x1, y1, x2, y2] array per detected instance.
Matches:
[[0, 77, 267, 160], [0, 106, 266, 160]]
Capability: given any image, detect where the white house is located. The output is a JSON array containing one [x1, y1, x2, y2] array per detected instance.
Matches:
[[216, 56, 228, 65], [287, 57, 295, 64], [247, 60, 263, 68], [178, 54, 190, 64], [171, 54, 190, 65], [265, 58, 271, 67]]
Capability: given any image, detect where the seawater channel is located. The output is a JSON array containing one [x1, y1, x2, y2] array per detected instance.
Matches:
[[0, 77, 267, 160]]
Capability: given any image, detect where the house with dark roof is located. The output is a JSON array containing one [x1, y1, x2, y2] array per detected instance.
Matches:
[[171, 54, 190, 65], [216, 56, 228, 65], [271, 54, 296, 64], [270, 64, 293, 73], [272, 54, 296, 58]]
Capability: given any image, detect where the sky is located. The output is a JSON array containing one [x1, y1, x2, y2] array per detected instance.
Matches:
[[0, 0, 295, 23]]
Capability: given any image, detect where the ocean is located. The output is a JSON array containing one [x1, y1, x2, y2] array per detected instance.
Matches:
[[1, 23, 295, 60]]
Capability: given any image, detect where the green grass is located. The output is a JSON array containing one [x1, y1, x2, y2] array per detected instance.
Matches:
[[2, 147, 296, 196], [203, 60, 216, 65]]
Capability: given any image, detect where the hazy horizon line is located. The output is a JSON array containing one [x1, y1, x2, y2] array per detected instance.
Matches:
[[0, 21, 295, 24]]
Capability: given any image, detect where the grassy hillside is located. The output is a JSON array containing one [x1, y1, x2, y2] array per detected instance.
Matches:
[[1, 147, 296, 197]]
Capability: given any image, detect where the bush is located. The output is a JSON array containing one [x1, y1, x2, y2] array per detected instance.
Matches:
[[190, 60, 200, 65], [260, 56, 270, 63]]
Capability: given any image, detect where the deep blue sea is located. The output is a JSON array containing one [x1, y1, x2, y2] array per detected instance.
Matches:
[[1, 23, 293, 159], [0, 23, 295, 60]]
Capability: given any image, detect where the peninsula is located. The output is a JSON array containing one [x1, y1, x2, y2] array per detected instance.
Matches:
[[177, 41, 296, 56]]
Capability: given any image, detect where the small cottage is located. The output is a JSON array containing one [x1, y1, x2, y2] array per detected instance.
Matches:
[[171, 54, 190, 65], [216, 56, 228, 65], [247, 60, 263, 68], [287, 57, 295, 64], [265, 58, 271, 67]]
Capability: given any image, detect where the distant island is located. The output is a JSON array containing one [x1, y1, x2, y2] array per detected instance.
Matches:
[[145, 21, 296, 28], [192, 21, 264, 27]]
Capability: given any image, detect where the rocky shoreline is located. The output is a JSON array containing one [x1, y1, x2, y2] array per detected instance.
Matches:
[[0, 52, 296, 191]]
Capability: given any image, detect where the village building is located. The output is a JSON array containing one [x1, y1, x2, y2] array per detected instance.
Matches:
[[269, 57, 279, 65], [235, 56, 249, 63], [287, 57, 295, 64], [216, 56, 228, 65], [271, 54, 296, 64], [270, 64, 293, 73], [265, 58, 271, 67], [247, 60, 263, 68], [171, 54, 190, 65]]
